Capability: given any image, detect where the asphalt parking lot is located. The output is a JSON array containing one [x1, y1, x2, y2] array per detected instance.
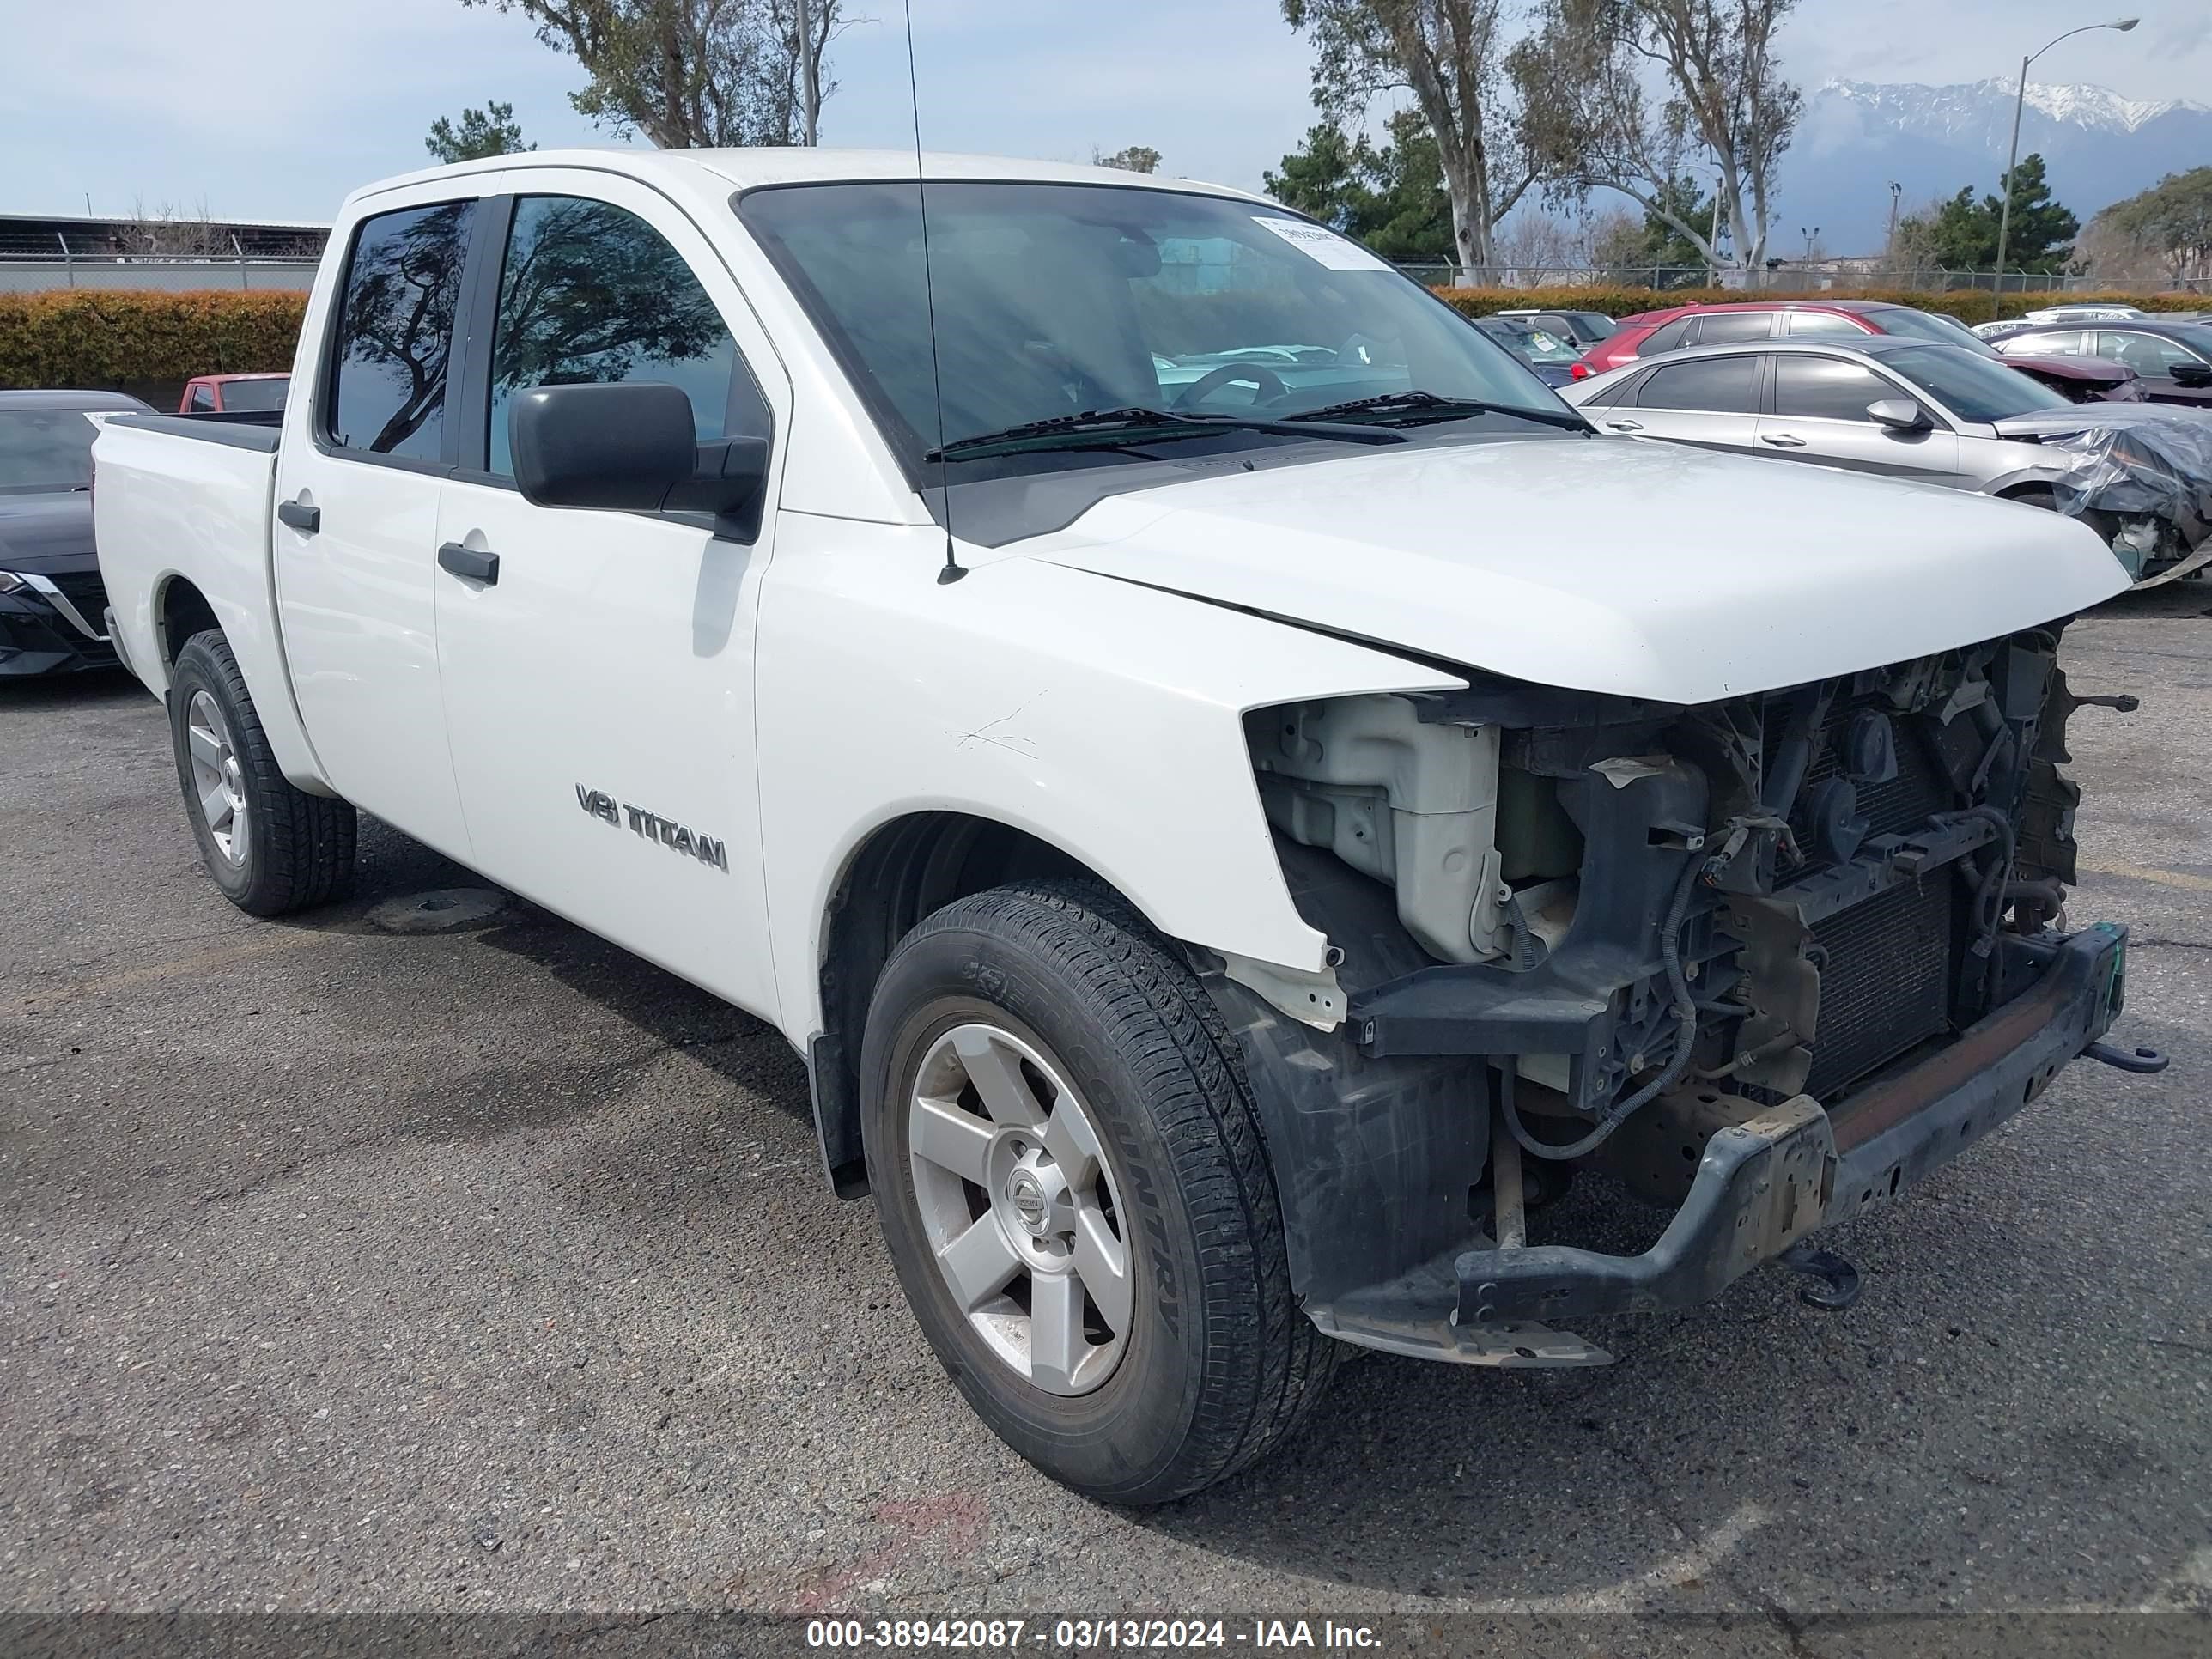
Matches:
[[4, 586, 2209, 1650]]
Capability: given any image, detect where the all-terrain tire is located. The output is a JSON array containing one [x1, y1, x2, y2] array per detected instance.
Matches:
[[860, 879, 1337, 1505], [168, 629, 357, 917]]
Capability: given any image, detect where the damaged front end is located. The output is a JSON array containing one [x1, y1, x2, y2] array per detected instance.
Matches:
[[1206, 627, 2161, 1367]]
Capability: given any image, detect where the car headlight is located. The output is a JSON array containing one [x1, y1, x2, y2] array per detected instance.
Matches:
[[0, 571, 26, 594]]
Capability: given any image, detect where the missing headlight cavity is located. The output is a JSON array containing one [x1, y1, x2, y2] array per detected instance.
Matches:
[[1246, 695, 1581, 965]]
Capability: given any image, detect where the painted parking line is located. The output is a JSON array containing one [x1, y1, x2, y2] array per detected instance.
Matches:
[[2077, 857, 2212, 895]]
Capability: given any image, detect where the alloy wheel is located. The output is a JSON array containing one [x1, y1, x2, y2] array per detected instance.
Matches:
[[185, 690, 250, 866], [907, 1022, 1133, 1395]]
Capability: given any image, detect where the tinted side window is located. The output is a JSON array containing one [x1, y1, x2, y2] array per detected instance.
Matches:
[[1692, 313, 1773, 344], [189, 386, 215, 410], [1773, 356, 1894, 422], [1638, 356, 1759, 412], [326, 200, 475, 462], [1639, 318, 1693, 355], [2010, 330, 2081, 356], [488, 196, 740, 478], [2100, 331, 2202, 372], [1785, 312, 1864, 337]]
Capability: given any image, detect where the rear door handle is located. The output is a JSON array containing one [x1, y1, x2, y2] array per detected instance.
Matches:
[[1761, 433, 1807, 447], [1604, 419, 1643, 431], [437, 542, 500, 585], [276, 497, 319, 534]]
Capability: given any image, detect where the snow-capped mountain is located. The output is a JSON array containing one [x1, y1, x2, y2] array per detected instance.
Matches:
[[1826, 78, 2207, 142], [2016, 82, 2204, 133], [1778, 78, 2212, 253]]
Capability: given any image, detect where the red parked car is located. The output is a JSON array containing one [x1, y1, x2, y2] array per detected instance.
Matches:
[[179, 373, 290, 415], [1571, 301, 2143, 404]]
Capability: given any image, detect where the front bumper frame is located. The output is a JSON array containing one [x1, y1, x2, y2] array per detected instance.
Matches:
[[1305, 923, 2138, 1358], [1454, 921, 2131, 1324]]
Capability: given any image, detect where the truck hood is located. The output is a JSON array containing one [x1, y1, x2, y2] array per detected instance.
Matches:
[[1027, 436, 2129, 705], [0, 493, 97, 574]]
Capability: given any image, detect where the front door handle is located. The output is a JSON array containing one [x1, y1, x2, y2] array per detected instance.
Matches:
[[437, 542, 500, 585], [1604, 418, 1644, 431], [1761, 433, 1807, 447], [277, 497, 319, 534]]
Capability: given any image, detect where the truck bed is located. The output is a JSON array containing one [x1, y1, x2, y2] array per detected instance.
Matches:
[[92, 413, 327, 791]]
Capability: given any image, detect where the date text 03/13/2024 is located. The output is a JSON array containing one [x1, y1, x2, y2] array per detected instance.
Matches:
[[803, 1618, 1382, 1650]]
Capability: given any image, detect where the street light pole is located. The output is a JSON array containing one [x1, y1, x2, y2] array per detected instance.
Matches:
[[1996, 18, 2139, 291]]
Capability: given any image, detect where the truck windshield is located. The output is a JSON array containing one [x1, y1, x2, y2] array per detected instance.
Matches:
[[0, 410, 100, 494], [738, 180, 1567, 478]]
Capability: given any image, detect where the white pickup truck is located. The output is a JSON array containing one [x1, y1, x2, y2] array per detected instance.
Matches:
[[94, 149, 2162, 1504]]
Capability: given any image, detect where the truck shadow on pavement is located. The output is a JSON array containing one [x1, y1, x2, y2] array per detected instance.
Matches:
[[339, 811, 811, 1123]]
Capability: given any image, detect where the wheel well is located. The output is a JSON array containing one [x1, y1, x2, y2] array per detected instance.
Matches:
[[810, 812, 1106, 1199], [157, 576, 221, 672]]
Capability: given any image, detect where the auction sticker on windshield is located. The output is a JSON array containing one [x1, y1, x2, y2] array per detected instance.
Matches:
[[1252, 216, 1393, 271]]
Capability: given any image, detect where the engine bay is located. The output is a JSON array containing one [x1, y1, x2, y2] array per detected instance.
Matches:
[[1248, 625, 2088, 1144]]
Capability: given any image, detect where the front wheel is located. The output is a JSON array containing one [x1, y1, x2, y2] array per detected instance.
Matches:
[[167, 630, 357, 916], [860, 881, 1335, 1504]]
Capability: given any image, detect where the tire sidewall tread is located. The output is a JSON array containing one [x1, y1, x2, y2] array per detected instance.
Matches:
[[860, 879, 1333, 1505], [168, 631, 356, 917]]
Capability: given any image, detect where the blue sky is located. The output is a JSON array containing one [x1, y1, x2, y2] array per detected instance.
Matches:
[[3, 0, 2206, 223]]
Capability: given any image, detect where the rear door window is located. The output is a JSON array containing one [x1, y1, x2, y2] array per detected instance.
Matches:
[[1689, 313, 1774, 344], [1638, 317, 1694, 355], [1637, 356, 1760, 412], [2010, 330, 2082, 356], [324, 200, 477, 463], [1785, 312, 1865, 337], [1772, 356, 1894, 422]]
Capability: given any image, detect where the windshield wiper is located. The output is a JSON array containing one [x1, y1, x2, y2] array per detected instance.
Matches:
[[925, 405, 1407, 461], [1289, 390, 1592, 434]]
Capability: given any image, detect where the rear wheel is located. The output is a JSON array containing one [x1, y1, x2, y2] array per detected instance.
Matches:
[[860, 880, 1335, 1504], [168, 630, 356, 916]]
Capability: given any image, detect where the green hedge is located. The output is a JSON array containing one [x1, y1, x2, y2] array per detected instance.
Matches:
[[0, 289, 307, 390], [0, 280, 2190, 393], [1429, 285, 2203, 325]]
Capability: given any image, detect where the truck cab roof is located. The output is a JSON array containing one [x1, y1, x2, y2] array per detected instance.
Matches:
[[354, 146, 1271, 210]]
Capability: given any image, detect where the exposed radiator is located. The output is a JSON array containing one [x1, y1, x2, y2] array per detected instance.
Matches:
[[1805, 877, 1956, 1100]]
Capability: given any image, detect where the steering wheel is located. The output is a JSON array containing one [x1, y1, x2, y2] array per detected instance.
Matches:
[[1172, 362, 1289, 410]]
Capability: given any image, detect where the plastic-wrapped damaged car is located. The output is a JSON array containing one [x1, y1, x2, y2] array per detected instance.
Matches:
[[1565, 338, 2212, 586]]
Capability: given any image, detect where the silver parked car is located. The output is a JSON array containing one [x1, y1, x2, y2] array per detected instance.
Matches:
[[1563, 337, 2212, 584]]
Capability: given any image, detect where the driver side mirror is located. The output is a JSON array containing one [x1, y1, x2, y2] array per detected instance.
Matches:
[[511, 381, 770, 540], [2171, 361, 2212, 387], [1866, 397, 1932, 433]]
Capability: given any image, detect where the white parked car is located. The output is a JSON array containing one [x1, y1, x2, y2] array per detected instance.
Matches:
[[1563, 337, 2212, 585], [2021, 303, 2149, 325], [90, 149, 2161, 1503]]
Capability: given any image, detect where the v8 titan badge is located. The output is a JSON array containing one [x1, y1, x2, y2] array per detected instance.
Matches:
[[574, 783, 728, 872]]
